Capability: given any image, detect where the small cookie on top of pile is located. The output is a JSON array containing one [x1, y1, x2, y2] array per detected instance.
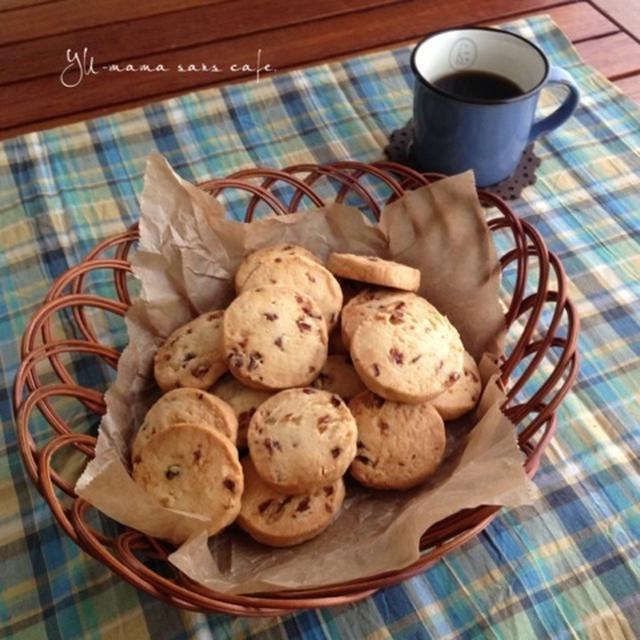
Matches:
[[327, 252, 420, 292], [131, 244, 485, 548]]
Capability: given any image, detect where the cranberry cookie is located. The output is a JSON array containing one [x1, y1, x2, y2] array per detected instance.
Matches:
[[239, 254, 343, 329], [327, 253, 420, 292], [237, 457, 345, 547], [235, 243, 320, 291], [132, 423, 243, 539], [154, 310, 227, 392], [430, 351, 482, 420], [350, 301, 464, 403], [341, 289, 433, 349], [132, 388, 238, 462], [349, 391, 445, 490], [223, 286, 328, 390], [247, 388, 357, 494]]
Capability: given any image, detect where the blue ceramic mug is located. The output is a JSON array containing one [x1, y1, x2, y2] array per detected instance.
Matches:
[[411, 27, 580, 186]]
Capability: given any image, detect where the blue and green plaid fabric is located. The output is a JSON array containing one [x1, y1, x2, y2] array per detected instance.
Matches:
[[2, 15, 639, 639]]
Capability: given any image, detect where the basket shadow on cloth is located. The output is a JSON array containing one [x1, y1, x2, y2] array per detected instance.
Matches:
[[13, 161, 579, 616]]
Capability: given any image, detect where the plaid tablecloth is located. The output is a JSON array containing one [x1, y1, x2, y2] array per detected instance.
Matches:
[[2, 14, 639, 640]]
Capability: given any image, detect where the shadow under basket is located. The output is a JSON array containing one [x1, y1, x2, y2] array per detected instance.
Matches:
[[13, 161, 579, 616]]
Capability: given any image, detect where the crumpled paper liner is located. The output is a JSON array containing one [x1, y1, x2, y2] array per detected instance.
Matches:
[[76, 152, 536, 594]]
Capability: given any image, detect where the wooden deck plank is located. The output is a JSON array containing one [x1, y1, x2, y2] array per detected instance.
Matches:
[[0, 0, 230, 45], [575, 32, 640, 78], [0, 0, 404, 84], [515, 2, 618, 41], [0, 0, 573, 135], [0, 0, 57, 10], [612, 75, 640, 103], [589, 0, 640, 42]]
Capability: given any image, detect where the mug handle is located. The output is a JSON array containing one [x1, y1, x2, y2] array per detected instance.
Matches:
[[528, 66, 580, 143]]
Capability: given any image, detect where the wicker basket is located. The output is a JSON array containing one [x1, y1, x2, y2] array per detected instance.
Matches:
[[13, 161, 579, 616]]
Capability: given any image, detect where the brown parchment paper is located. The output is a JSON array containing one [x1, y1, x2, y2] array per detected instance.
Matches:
[[76, 152, 536, 593]]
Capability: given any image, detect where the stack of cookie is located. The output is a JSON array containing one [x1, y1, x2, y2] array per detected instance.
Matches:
[[130, 244, 482, 547]]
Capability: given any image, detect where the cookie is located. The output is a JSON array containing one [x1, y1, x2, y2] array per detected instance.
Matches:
[[210, 374, 273, 448], [154, 310, 227, 392], [237, 457, 345, 547], [239, 254, 343, 329], [430, 351, 482, 420], [341, 289, 436, 349], [349, 391, 445, 490], [223, 286, 328, 390], [350, 301, 464, 403], [132, 389, 238, 462], [235, 243, 320, 291], [132, 423, 243, 539], [327, 253, 420, 292], [247, 388, 357, 494], [312, 355, 366, 403]]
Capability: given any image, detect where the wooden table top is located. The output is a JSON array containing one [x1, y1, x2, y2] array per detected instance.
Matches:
[[1, 0, 639, 140]]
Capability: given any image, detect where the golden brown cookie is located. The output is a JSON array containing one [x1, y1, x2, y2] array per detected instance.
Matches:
[[327, 253, 420, 292], [430, 351, 482, 420], [340, 289, 427, 349], [349, 391, 445, 490], [312, 355, 366, 403], [223, 286, 328, 390], [132, 423, 243, 538], [132, 388, 238, 462], [247, 387, 357, 494], [237, 457, 345, 547], [154, 310, 227, 392], [235, 243, 320, 291], [350, 300, 464, 403], [239, 254, 343, 329], [210, 374, 273, 448]]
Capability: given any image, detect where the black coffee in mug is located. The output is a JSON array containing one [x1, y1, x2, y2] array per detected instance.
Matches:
[[433, 70, 523, 101]]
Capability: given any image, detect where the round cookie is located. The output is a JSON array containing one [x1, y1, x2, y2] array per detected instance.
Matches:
[[247, 388, 357, 494], [154, 310, 227, 392], [210, 374, 273, 448], [349, 391, 446, 490], [350, 302, 464, 403], [237, 457, 345, 547], [132, 423, 243, 538], [239, 254, 343, 329], [312, 355, 366, 402], [132, 389, 238, 462], [223, 286, 328, 390], [430, 351, 482, 420], [235, 243, 321, 291], [327, 253, 420, 292], [341, 289, 433, 349]]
